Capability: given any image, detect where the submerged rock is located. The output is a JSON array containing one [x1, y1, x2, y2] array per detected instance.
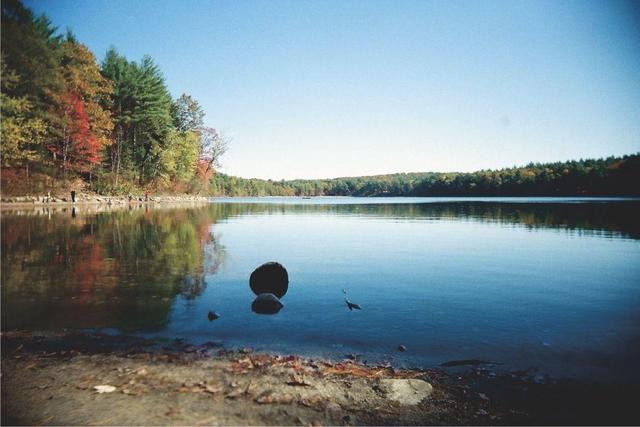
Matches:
[[250, 262, 289, 298], [251, 293, 284, 315], [345, 298, 361, 311], [378, 379, 433, 405]]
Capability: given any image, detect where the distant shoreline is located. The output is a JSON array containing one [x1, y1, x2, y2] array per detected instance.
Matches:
[[4, 194, 640, 210], [209, 195, 640, 199]]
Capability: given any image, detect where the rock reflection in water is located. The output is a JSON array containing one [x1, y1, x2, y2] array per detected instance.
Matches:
[[251, 293, 284, 315]]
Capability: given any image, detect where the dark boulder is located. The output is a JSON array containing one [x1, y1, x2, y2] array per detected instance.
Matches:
[[249, 262, 288, 298], [251, 293, 284, 315]]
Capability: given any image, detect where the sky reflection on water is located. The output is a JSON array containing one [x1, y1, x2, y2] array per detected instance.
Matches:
[[2, 198, 639, 382]]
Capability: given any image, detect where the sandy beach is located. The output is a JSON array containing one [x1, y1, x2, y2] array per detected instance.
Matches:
[[2, 331, 638, 426]]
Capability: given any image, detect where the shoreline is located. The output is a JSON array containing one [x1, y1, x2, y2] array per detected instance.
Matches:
[[0, 195, 209, 210], [3, 195, 639, 212], [2, 330, 638, 426]]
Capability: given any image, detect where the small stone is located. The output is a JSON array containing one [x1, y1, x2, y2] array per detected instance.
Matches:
[[533, 373, 546, 383], [397, 345, 407, 352], [378, 379, 433, 405]]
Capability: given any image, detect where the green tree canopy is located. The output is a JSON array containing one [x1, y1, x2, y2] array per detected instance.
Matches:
[[172, 93, 204, 133]]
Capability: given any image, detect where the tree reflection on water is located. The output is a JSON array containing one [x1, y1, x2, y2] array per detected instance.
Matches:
[[1, 205, 227, 331], [2, 200, 638, 332]]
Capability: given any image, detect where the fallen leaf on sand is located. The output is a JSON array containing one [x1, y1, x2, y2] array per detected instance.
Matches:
[[94, 385, 116, 393], [299, 396, 328, 409], [322, 362, 420, 379], [286, 374, 312, 386], [255, 391, 294, 404], [165, 407, 180, 417], [205, 385, 223, 394]]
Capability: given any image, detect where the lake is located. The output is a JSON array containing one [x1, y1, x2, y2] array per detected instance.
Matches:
[[2, 197, 640, 382]]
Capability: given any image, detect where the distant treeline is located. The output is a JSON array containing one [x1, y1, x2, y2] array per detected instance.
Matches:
[[210, 154, 640, 197], [210, 200, 640, 240]]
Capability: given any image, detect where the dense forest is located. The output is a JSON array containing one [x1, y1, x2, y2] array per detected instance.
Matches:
[[1, 0, 639, 198], [1, 0, 227, 195], [210, 154, 640, 197]]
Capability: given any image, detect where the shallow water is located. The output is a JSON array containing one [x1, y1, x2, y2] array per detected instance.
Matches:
[[2, 198, 640, 381]]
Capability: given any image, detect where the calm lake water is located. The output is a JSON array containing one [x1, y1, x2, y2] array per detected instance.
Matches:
[[2, 197, 640, 382]]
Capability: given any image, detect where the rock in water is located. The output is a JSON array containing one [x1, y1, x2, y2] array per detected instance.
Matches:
[[208, 311, 220, 321], [378, 379, 433, 405], [345, 299, 362, 310], [251, 293, 284, 315], [250, 262, 289, 298]]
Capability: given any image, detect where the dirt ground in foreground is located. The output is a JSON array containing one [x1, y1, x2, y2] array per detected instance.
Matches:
[[1, 332, 638, 426]]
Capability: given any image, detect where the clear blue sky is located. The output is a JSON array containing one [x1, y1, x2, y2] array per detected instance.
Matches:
[[26, 0, 640, 180]]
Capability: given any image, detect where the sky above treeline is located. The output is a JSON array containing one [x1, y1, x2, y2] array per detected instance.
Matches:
[[26, 0, 640, 180]]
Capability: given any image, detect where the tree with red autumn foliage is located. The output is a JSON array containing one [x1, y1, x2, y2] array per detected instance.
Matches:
[[60, 92, 102, 172], [49, 34, 113, 179]]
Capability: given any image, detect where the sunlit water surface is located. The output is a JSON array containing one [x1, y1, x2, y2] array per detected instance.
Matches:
[[2, 197, 639, 382]]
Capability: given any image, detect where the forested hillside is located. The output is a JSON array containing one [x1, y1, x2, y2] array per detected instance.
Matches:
[[210, 154, 640, 197]]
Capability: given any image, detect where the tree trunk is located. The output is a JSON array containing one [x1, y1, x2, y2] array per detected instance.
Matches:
[[139, 137, 150, 187], [25, 163, 30, 191], [139, 153, 146, 186], [151, 155, 161, 180], [62, 127, 69, 180], [205, 159, 215, 175], [115, 135, 121, 188]]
